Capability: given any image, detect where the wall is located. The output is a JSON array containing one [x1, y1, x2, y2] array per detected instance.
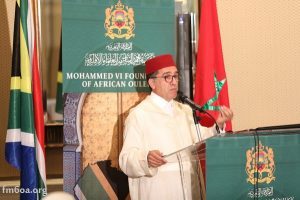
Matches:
[[218, 0, 300, 130], [41, 0, 61, 98], [0, 0, 19, 178]]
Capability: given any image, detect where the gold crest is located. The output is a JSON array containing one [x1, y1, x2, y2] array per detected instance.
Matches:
[[245, 141, 276, 184], [104, 0, 135, 40]]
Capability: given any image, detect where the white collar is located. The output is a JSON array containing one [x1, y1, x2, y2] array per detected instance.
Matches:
[[150, 92, 174, 115]]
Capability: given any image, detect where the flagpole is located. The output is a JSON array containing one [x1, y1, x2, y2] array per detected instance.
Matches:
[[33, 0, 43, 89], [31, 0, 47, 197]]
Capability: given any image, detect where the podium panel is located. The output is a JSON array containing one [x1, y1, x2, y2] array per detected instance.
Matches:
[[164, 142, 205, 200], [206, 129, 300, 200]]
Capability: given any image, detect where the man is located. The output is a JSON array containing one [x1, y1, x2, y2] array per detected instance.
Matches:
[[119, 54, 233, 199]]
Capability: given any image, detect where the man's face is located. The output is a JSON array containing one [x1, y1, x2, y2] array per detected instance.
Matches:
[[148, 66, 179, 102]]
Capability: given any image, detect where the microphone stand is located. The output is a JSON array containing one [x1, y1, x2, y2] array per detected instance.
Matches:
[[177, 91, 221, 136], [185, 99, 223, 199], [191, 108, 206, 200], [192, 106, 222, 140], [192, 108, 202, 142]]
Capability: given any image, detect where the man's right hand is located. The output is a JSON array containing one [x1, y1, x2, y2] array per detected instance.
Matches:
[[147, 150, 167, 168]]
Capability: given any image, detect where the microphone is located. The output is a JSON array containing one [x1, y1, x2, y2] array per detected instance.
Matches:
[[177, 91, 219, 131], [177, 91, 204, 112]]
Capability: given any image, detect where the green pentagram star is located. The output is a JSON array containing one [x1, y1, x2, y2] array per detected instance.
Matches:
[[201, 73, 226, 111]]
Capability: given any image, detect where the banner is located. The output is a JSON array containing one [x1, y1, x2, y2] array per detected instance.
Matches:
[[62, 0, 175, 92]]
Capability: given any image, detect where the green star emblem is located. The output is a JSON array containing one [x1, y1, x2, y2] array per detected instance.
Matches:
[[201, 73, 226, 111]]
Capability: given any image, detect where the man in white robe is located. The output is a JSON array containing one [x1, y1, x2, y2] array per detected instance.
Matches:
[[119, 54, 233, 200]]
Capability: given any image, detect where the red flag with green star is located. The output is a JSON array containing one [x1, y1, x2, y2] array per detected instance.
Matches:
[[194, 0, 232, 131]]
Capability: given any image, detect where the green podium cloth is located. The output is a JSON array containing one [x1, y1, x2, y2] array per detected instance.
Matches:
[[206, 129, 300, 200]]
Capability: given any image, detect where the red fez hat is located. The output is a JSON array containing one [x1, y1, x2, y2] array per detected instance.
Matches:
[[145, 54, 176, 75]]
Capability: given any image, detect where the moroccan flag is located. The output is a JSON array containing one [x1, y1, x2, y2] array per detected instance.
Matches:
[[5, 0, 47, 199], [55, 35, 63, 114], [194, 0, 232, 131]]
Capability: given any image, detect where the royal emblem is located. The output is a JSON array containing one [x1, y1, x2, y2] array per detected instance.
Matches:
[[104, 0, 135, 40], [245, 141, 276, 184]]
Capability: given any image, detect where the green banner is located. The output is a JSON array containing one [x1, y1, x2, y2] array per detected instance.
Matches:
[[206, 130, 300, 200], [62, 0, 175, 92]]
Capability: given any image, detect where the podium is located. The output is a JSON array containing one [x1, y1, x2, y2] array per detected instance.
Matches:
[[164, 128, 300, 200], [164, 140, 206, 200], [206, 128, 300, 200]]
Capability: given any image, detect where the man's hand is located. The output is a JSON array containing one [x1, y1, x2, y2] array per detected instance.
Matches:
[[147, 150, 167, 168], [216, 106, 233, 130]]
